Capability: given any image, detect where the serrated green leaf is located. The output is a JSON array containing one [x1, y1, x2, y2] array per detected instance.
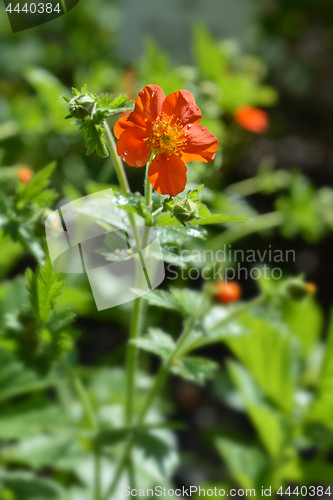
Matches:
[[79, 121, 108, 157], [106, 192, 152, 224], [140, 288, 204, 316], [171, 356, 218, 385], [132, 328, 175, 358], [26, 257, 64, 324]]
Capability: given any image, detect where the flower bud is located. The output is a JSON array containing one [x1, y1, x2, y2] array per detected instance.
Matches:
[[285, 279, 316, 301], [69, 93, 96, 120], [167, 198, 200, 226]]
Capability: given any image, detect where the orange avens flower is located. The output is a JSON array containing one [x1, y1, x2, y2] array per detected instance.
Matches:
[[17, 167, 33, 184], [114, 85, 218, 197], [233, 106, 269, 134]]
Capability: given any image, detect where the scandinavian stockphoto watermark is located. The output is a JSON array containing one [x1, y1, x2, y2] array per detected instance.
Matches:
[[166, 245, 295, 282], [3, 0, 79, 33], [123, 485, 274, 497]]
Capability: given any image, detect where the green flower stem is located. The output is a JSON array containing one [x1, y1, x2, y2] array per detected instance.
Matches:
[[102, 291, 266, 500], [145, 153, 154, 210], [152, 206, 163, 220], [103, 121, 151, 489], [125, 296, 145, 426], [104, 120, 130, 193], [61, 359, 101, 500]]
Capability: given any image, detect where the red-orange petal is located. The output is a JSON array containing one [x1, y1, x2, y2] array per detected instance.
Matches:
[[234, 106, 269, 134], [116, 127, 151, 167], [114, 116, 137, 139], [162, 90, 202, 126], [181, 123, 218, 163], [148, 154, 187, 197], [131, 84, 165, 129]]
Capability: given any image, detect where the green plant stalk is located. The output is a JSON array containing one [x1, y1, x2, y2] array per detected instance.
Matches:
[[125, 297, 145, 426], [61, 359, 101, 500], [103, 122, 151, 489], [206, 211, 285, 254], [102, 292, 266, 499], [104, 120, 131, 193]]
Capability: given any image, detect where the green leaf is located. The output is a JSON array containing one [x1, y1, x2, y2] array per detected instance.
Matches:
[[0, 470, 63, 499], [225, 314, 299, 414], [179, 305, 247, 355], [227, 361, 286, 458], [26, 257, 64, 324], [281, 296, 323, 359], [107, 192, 152, 224], [0, 403, 66, 439], [215, 437, 268, 490], [19, 258, 78, 368], [18, 225, 46, 265], [133, 328, 217, 384], [195, 214, 250, 225], [140, 288, 204, 316], [79, 121, 108, 157], [16, 162, 57, 209], [158, 225, 207, 245], [310, 310, 333, 428], [132, 328, 175, 358], [171, 356, 218, 385], [133, 430, 174, 475], [283, 455, 333, 484], [3, 435, 78, 470], [0, 350, 56, 404], [158, 212, 249, 226]]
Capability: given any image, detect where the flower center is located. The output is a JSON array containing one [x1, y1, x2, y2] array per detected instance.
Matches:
[[147, 113, 186, 156]]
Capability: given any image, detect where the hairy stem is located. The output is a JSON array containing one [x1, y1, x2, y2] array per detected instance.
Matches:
[[104, 120, 130, 193], [125, 297, 145, 426]]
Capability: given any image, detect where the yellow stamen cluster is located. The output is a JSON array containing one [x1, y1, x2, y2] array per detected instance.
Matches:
[[147, 113, 186, 156]]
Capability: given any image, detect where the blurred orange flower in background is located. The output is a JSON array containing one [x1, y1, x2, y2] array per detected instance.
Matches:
[[17, 166, 33, 184], [215, 280, 242, 304], [114, 84, 218, 197], [233, 106, 269, 134]]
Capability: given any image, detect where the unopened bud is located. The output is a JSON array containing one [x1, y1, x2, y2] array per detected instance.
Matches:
[[69, 93, 96, 120]]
